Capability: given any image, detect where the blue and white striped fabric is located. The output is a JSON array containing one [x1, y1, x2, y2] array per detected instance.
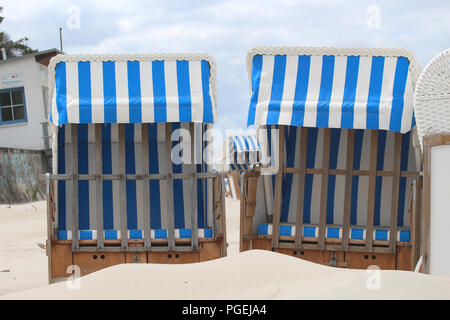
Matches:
[[257, 223, 411, 242], [257, 126, 417, 227], [58, 228, 213, 240], [247, 53, 414, 133], [228, 135, 260, 171], [50, 56, 216, 125], [56, 122, 214, 235]]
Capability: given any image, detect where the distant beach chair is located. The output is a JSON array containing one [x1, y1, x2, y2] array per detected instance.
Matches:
[[240, 47, 423, 270], [42, 53, 227, 283], [216, 134, 260, 200]]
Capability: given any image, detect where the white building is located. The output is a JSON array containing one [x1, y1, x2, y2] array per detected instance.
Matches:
[[0, 49, 61, 203], [0, 48, 61, 150]]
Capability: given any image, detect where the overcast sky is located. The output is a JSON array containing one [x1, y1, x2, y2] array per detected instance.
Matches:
[[1, 0, 449, 135]]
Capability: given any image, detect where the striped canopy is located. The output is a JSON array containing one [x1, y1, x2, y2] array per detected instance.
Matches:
[[246, 47, 420, 133], [229, 134, 259, 153], [227, 134, 260, 171], [49, 54, 217, 126]]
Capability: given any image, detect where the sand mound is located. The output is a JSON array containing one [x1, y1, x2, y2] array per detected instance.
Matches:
[[2, 249, 450, 300]]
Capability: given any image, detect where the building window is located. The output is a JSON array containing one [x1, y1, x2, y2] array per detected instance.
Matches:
[[0, 87, 27, 124]]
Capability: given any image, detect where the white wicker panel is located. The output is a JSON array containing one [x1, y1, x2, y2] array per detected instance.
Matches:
[[414, 48, 450, 151]]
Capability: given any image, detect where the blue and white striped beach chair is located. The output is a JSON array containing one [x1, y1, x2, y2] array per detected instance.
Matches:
[[240, 47, 423, 270], [43, 53, 227, 282]]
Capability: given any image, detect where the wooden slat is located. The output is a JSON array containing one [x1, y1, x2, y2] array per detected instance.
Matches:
[[46, 178, 54, 283], [95, 124, 104, 250], [410, 178, 422, 270], [118, 124, 128, 250], [342, 129, 354, 251], [365, 130, 379, 252], [272, 125, 285, 249], [141, 123, 151, 250], [71, 124, 79, 251], [190, 123, 199, 250], [165, 123, 176, 251], [422, 146, 431, 274], [294, 127, 308, 249], [280, 167, 418, 178], [389, 132, 402, 253], [318, 128, 331, 249]]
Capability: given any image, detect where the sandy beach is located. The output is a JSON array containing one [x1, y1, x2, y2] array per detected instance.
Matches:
[[1, 197, 450, 300]]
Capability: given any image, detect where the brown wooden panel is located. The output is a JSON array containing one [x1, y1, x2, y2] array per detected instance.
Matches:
[[323, 251, 346, 267], [199, 241, 222, 262], [251, 239, 272, 251], [73, 251, 125, 277], [126, 244, 147, 263], [346, 251, 396, 270], [275, 248, 324, 264], [50, 242, 73, 280], [148, 251, 199, 264], [397, 245, 412, 271]]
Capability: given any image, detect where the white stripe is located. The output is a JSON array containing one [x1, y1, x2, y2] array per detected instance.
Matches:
[[198, 228, 205, 238], [115, 62, 129, 122], [353, 57, 372, 129], [401, 69, 413, 133], [175, 229, 180, 238], [164, 61, 180, 122], [66, 62, 79, 123], [303, 56, 323, 127], [90, 62, 104, 123], [278, 55, 299, 125], [254, 55, 275, 125], [267, 224, 273, 235], [378, 57, 397, 130], [189, 61, 203, 122], [140, 61, 155, 123], [328, 56, 347, 128], [91, 230, 97, 240]]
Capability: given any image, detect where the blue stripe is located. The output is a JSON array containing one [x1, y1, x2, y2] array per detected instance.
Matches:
[[374, 130, 387, 226], [316, 56, 335, 128], [281, 126, 297, 222], [154, 229, 167, 239], [148, 124, 161, 229], [125, 124, 137, 229], [55, 62, 68, 125], [341, 56, 360, 129], [375, 229, 389, 241], [266, 55, 286, 125], [397, 132, 410, 226], [129, 229, 142, 239], [247, 55, 263, 126], [280, 225, 293, 236], [389, 57, 409, 132], [351, 228, 364, 240], [57, 126, 66, 230], [58, 230, 68, 240], [104, 230, 118, 240], [102, 61, 117, 123], [327, 227, 340, 239], [257, 224, 269, 235], [304, 127, 319, 223], [350, 129, 364, 225], [127, 61, 142, 123], [326, 128, 341, 224], [291, 56, 310, 126], [179, 229, 191, 238], [78, 124, 90, 230], [172, 123, 185, 228], [78, 62, 92, 123], [201, 60, 214, 123], [102, 124, 114, 229], [203, 228, 213, 238], [177, 61, 192, 122], [399, 230, 410, 242], [303, 226, 316, 238], [366, 57, 385, 130], [79, 230, 92, 240], [152, 61, 167, 122]]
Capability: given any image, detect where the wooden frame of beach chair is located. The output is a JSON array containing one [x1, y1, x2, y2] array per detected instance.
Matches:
[[42, 53, 227, 283], [240, 47, 423, 270]]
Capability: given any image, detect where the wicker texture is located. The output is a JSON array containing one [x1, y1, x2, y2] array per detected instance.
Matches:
[[414, 48, 450, 150]]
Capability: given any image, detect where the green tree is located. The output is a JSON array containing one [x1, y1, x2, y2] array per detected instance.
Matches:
[[0, 6, 36, 57]]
